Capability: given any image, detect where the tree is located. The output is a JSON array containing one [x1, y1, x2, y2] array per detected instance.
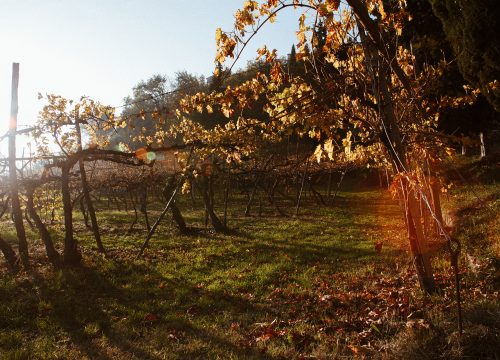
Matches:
[[403, 0, 500, 156], [109, 72, 209, 149], [430, 0, 500, 112], [288, 44, 297, 73], [114, 75, 173, 148]]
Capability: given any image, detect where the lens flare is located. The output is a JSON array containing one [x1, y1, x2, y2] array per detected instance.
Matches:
[[147, 152, 156, 161], [135, 148, 148, 161]]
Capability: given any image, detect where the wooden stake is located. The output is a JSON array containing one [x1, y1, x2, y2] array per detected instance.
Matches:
[[9, 63, 29, 267]]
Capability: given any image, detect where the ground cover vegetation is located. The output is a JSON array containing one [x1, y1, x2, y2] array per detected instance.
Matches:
[[0, 169, 498, 359], [1, 0, 499, 358]]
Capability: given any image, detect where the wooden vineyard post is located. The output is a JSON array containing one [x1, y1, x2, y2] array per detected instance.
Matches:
[[223, 171, 231, 227], [9, 63, 29, 268], [295, 161, 308, 216], [426, 159, 444, 236], [429, 178, 444, 235]]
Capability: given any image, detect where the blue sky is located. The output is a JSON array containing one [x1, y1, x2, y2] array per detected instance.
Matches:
[[0, 0, 303, 152]]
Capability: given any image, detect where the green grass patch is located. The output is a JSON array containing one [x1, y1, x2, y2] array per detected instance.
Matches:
[[0, 183, 497, 359]]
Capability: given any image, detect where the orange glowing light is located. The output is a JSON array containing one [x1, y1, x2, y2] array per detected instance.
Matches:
[[135, 148, 148, 161]]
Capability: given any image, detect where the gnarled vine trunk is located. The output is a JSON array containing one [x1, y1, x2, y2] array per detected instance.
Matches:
[[201, 175, 226, 232], [26, 188, 60, 265], [75, 117, 105, 253], [163, 176, 188, 234], [0, 236, 18, 272], [61, 165, 81, 265]]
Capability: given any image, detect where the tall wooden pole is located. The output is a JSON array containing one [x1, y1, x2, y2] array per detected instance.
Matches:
[[9, 63, 29, 267]]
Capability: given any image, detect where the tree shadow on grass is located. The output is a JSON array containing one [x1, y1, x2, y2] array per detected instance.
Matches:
[[453, 190, 499, 253], [23, 261, 273, 359]]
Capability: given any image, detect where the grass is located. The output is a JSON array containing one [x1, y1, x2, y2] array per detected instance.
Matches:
[[0, 170, 498, 359]]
